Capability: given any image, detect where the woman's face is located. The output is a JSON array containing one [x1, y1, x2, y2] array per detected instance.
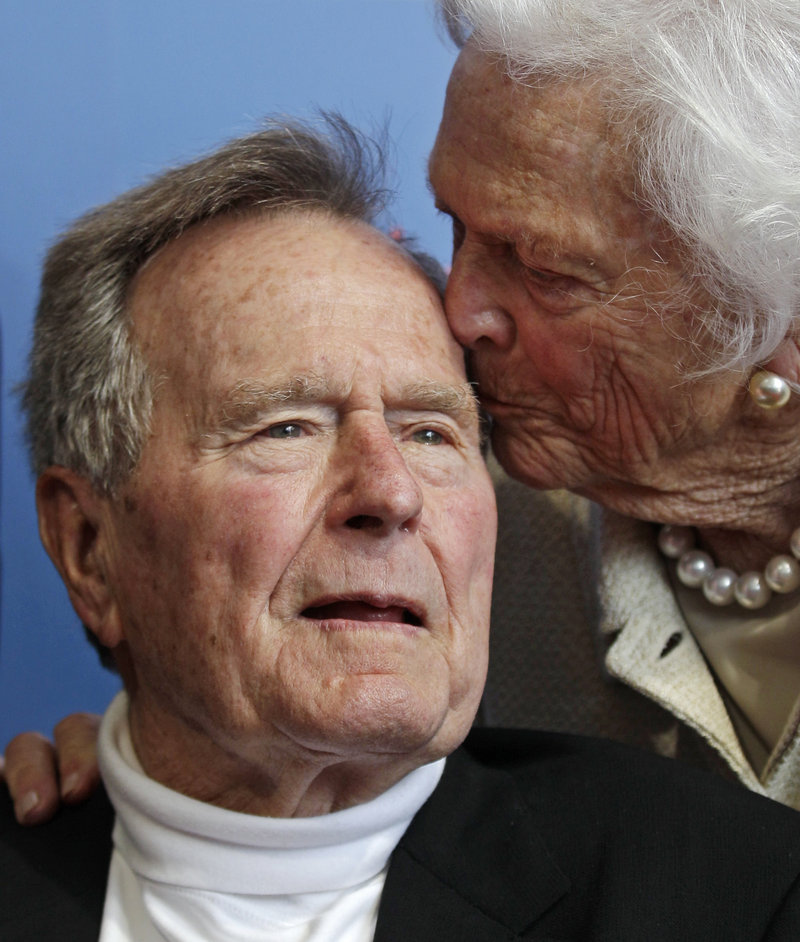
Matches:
[[429, 43, 745, 512]]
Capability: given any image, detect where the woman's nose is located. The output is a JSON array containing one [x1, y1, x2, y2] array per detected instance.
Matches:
[[445, 245, 516, 350]]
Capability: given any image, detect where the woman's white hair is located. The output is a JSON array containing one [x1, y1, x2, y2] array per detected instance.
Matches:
[[438, 0, 800, 372]]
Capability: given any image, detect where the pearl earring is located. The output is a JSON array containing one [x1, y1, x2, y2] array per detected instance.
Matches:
[[748, 370, 791, 410]]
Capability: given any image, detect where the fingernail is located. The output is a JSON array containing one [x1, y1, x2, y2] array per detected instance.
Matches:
[[16, 790, 40, 822], [61, 772, 80, 799]]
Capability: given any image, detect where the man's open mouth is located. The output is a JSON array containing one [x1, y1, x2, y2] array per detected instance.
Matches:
[[301, 599, 423, 627]]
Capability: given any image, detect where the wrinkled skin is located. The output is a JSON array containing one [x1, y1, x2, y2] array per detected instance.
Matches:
[[33, 212, 496, 818], [9, 42, 800, 824], [429, 43, 800, 558]]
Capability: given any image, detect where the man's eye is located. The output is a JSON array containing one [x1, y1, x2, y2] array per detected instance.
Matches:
[[265, 422, 305, 439], [412, 427, 445, 446]]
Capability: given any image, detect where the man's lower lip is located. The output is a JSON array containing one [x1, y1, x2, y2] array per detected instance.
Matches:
[[307, 618, 421, 637]]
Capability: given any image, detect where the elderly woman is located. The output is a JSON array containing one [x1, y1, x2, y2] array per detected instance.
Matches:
[[5, 0, 800, 814], [427, 0, 800, 807]]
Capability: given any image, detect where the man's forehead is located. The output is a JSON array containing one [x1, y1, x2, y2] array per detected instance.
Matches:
[[131, 212, 316, 309], [132, 211, 438, 317], [126, 213, 465, 438], [129, 210, 450, 369]]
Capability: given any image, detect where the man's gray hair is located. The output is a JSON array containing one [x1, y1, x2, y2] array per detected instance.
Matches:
[[23, 115, 436, 493], [438, 0, 800, 372]]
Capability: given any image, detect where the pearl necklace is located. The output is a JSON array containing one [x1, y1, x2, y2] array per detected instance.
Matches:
[[658, 524, 800, 610]]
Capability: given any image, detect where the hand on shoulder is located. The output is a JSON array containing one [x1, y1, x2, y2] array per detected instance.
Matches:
[[2, 712, 101, 825]]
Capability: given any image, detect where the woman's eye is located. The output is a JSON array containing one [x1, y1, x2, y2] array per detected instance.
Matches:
[[520, 263, 587, 310], [450, 216, 465, 252], [412, 427, 446, 446], [265, 422, 305, 439], [524, 265, 565, 288], [436, 206, 465, 254]]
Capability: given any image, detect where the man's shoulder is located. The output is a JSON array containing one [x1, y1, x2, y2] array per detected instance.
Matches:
[[0, 784, 112, 939]]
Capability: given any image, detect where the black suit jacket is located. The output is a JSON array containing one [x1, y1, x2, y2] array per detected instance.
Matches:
[[2, 728, 800, 940]]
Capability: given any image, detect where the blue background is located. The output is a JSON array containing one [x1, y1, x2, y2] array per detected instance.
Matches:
[[0, 0, 456, 746]]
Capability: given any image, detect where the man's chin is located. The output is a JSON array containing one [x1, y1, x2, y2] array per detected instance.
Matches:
[[287, 681, 461, 761]]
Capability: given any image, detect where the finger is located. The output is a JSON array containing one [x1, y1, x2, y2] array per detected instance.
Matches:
[[3, 731, 62, 825], [53, 712, 102, 804]]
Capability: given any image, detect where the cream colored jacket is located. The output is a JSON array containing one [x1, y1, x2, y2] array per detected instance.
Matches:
[[485, 461, 800, 809]]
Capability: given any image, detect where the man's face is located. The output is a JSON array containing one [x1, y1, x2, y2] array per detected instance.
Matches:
[[98, 212, 496, 800], [429, 44, 744, 509]]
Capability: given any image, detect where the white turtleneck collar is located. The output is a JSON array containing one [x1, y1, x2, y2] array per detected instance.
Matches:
[[97, 691, 445, 941]]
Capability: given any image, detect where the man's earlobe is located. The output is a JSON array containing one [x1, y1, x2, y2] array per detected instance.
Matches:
[[36, 468, 124, 649]]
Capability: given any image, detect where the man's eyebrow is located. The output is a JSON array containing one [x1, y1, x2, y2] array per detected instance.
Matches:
[[398, 380, 481, 422], [200, 375, 334, 438], [197, 375, 480, 444]]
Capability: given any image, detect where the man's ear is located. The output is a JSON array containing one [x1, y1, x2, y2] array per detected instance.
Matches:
[[36, 467, 125, 650]]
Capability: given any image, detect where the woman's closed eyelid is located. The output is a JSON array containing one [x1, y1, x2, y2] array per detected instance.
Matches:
[[515, 251, 584, 288], [525, 269, 576, 292]]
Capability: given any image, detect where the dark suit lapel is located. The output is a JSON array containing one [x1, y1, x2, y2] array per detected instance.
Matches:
[[374, 747, 569, 940]]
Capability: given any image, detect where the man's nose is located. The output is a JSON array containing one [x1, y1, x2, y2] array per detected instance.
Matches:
[[329, 425, 424, 535], [445, 244, 516, 350]]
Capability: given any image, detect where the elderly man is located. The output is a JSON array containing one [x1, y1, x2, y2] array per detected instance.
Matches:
[[3, 119, 800, 941]]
